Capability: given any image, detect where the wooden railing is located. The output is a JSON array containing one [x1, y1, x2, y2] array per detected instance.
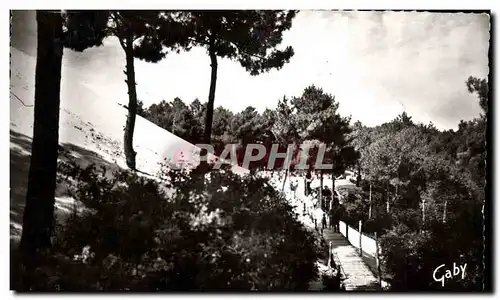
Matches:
[[338, 220, 388, 290]]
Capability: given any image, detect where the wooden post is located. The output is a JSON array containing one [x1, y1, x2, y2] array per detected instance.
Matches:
[[359, 220, 362, 257], [375, 232, 382, 290], [346, 221, 348, 240]]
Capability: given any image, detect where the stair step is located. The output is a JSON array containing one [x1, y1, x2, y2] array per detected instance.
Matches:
[[322, 231, 380, 291]]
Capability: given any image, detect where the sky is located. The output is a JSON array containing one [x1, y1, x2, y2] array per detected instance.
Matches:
[[12, 10, 490, 131]]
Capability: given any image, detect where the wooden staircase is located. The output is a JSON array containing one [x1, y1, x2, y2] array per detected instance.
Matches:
[[322, 229, 380, 291]]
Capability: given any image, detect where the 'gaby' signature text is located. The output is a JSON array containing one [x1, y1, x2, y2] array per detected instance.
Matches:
[[433, 263, 467, 287]]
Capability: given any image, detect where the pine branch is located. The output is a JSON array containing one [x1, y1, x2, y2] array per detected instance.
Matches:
[[109, 13, 127, 50], [187, 37, 267, 61], [228, 40, 267, 61]]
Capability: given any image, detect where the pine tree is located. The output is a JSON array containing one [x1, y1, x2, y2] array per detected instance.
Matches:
[[64, 11, 193, 170], [19, 11, 64, 265], [18, 10, 108, 285], [271, 96, 300, 188], [291, 85, 355, 205], [184, 10, 297, 145], [110, 11, 193, 169]]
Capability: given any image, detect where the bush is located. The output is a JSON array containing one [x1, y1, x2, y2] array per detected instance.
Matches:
[[15, 161, 320, 291], [378, 214, 484, 292]]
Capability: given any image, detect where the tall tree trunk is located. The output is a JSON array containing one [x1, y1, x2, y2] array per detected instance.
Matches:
[[394, 184, 398, 204], [443, 200, 447, 223], [281, 168, 289, 191], [368, 181, 372, 219], [331, 147, 336, 194], [123, 35, 138, 170], [304, 174, 307, 196], [196, 42, 218, 175], [320, 170, 324, 209], [385, 182, 390, 213], [20, 10, 63, 263], [203, 44, 218, 145], [422, 200, 426, 227], [375, 232, 382, 289], [332, 170, 340, 209], [331, 172, 336, 201], [356, 161, 361, 187], [172, 117, 176, 135]]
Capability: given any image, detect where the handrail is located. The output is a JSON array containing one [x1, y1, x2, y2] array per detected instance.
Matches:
[[332, 249, 347, 280]]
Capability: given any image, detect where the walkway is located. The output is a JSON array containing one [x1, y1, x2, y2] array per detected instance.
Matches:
[[322, 228, 380, 291]]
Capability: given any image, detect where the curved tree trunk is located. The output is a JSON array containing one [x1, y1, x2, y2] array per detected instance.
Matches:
[[20, 10, 63, 263], [123, 35, 138, 170]]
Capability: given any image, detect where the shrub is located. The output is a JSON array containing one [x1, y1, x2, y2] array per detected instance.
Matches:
[[16, 161, 320, 291]]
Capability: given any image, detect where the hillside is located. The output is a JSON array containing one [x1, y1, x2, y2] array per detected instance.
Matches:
[[9, 44, 246, 241], [10, 40, 333, 290]]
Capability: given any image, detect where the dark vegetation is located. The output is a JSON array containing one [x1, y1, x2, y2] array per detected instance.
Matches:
[[12, 158, 320, 291]]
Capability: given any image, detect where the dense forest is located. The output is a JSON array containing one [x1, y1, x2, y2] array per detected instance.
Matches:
[[138, 77, 488, 291]]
